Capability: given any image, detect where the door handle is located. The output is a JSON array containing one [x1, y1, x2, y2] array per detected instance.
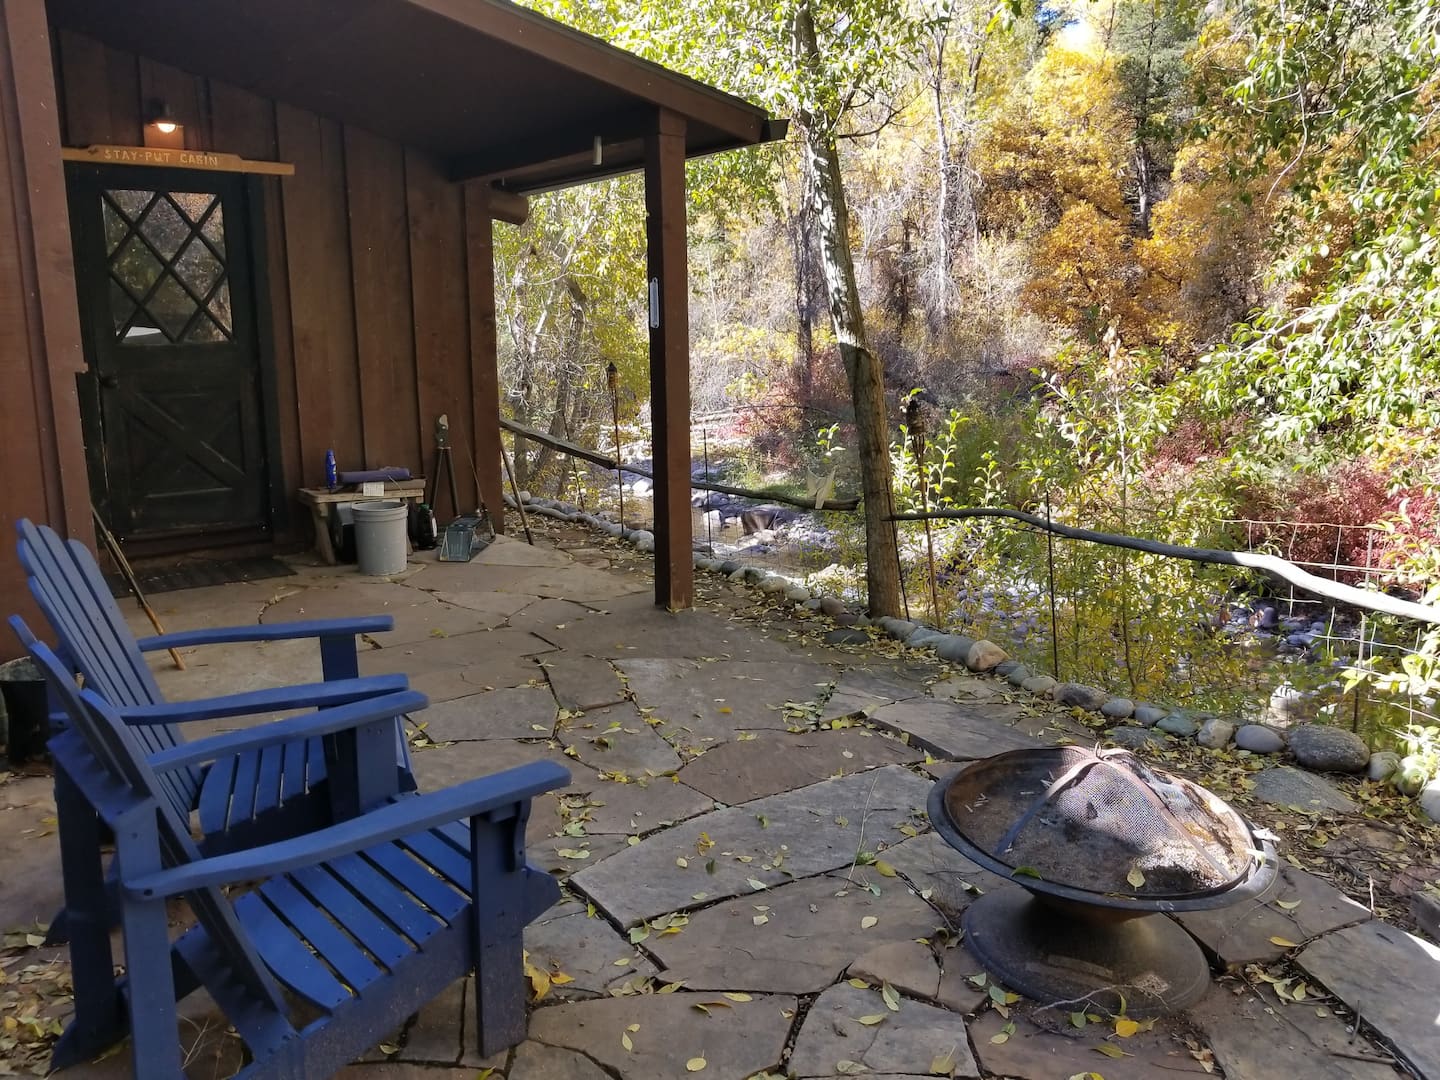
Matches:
[[97, 373, 119, 389]]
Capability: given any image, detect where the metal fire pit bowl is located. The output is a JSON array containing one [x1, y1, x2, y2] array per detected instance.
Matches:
[[927, 746, 1276, 1017]]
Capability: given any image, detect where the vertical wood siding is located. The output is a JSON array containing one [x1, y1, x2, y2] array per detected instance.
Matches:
[[52, 30, 486, 502]]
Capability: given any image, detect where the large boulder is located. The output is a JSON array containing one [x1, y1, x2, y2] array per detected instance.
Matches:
[[1287, 724, 1370, 773]]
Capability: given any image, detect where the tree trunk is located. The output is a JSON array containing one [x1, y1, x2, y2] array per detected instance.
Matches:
[[793, 2, 903, 618]]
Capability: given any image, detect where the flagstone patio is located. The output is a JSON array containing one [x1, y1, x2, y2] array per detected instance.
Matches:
[[1, 519, 1437, 1079]]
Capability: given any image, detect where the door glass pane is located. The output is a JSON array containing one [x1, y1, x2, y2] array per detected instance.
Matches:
[[148, 276, 199, 341], [101, 189, 235, 345], [140, 197, 188, 259]]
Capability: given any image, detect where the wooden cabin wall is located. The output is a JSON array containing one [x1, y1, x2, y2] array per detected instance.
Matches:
[[52, 29, 485, 530], [0, 1, 90, 658]]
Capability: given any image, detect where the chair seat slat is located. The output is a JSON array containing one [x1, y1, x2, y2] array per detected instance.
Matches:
[[362, 843, 467, 922], [235, 889, 353, 1011], [327, 851, 447, 942], [398, 827, 472, 889], [290, 864, 414, 971]]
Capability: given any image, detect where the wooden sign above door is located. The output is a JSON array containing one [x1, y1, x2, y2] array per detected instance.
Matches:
[[62, 145, 295, 176]]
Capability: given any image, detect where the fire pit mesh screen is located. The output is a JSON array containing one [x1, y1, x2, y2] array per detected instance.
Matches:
[[944, 746, 1256, 898]]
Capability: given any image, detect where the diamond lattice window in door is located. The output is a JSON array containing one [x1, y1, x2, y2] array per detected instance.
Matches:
[[102, 189, 234, 345]]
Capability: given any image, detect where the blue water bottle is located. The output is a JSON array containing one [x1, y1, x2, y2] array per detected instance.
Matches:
[[324, 449, 338, 491]]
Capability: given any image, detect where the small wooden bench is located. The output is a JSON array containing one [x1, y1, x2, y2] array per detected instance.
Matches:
[[298, 480, 427, 565]]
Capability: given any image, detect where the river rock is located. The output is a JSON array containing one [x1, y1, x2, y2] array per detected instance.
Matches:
[[966, 639, 1008, 672], [1052, 682, 1109, 711], [1021, 675, 1057, 695], [994, 659, 1024, 678], [935, 635, 976, 663], [634, 534, 655, 552], [906, 630, 946, 650], [1234, 724, 1285, 753], [825, 628, 870, 646], [1288, 724, 1370, 773], [1132, 705, 1167, 727], [785, 586, 811, 603], [1367, 751, 1402, 782], [1197, 717, 1236, 749], [1101, 698, 1135, 720], [879, 618, 917, 641], [758, 576, 788, 594], [818, 595, 846, 617], [1158, 713, 1199, 738], [1421, 780, 1440, 824], [741, 567, 767, 584], [1003, 663, 1033, 686], [802, 598, 823, 611]]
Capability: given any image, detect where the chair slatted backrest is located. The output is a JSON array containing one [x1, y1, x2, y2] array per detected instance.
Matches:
[[27, 635, 287, 1015], [16, 521, 199, 816]]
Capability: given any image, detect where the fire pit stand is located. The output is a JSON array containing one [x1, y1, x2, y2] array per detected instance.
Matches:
[[927, 746, 1276, 1017]]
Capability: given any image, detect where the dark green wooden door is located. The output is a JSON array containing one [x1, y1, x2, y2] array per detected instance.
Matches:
[[68, 165, 270, 541]]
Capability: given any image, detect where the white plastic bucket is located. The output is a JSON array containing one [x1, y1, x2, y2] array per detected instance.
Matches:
[[351, 499, 409, 575]]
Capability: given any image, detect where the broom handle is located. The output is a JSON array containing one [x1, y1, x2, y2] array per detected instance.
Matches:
[[91, 508, 185, 671]]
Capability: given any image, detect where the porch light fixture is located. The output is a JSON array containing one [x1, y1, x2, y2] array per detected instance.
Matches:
[[143, 99, 184, 148], [593, 135, 603, 166]]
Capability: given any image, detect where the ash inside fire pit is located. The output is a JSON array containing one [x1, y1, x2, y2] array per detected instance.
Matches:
[[944, 746, 1255, 898]]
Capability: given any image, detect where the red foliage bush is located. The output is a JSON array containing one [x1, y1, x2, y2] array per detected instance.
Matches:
[[1239, 459, 1437, 585]]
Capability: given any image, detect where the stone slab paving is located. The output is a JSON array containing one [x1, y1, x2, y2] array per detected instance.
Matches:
[[970, 1009, 1212, 1078], [407, 657, 547, 703], [542, 593, 810, 661], [505, 598, 596, 644], [357, 627, 556, 676], [644, 872, 944, 993], [676, 729, 921, 804], [15, 523, 1440, 1080], [816, 671, 923, 723], [1189, 983, 1402, 1080], [567, 775, 714, 836], [849, 940, 991, 1014], [415, 686, 556, 742], [788, 983, 980, 1079], [525, 991, 796, 1080], [1297, 919, 1440, 1078], [536, 654, 627, 711], [571, 766, 934, 927], [1176, 862, 1373, 967], [617, 657, 837, 742], [507, 1042, 612, 1080], [557, 701, 682, 776], [264, 582, 504, 645], [866, 698, 1045, 759], [524, 899, 659, 996], [876, 831, 1012, 924]]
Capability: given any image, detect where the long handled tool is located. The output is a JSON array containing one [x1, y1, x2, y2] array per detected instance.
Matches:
[[91, 506, 185, 671], [499, 437, 535, 545]]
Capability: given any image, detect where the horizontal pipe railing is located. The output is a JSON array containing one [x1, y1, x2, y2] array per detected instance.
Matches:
[[887, 507, 1440, 625], [497, 415, 1440, 625], [500, 417, 861, 512]]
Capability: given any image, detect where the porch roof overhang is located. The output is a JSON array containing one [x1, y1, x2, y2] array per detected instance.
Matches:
[[44, 0, 786, 194]]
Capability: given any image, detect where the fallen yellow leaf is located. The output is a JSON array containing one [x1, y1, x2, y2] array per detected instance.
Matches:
[[1114, 1018, 1140, 1038], [686, 1055, 707, 1071], [1269, 936, 1300, 948]]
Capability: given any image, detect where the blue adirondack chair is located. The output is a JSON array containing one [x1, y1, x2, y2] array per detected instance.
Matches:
[[29, 637, 567, 1077], [16, 519, 415, 843]]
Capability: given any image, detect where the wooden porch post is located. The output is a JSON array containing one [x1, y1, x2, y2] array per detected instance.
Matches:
[[644, 108, 692, 610], [465, 184, 508, 532]]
